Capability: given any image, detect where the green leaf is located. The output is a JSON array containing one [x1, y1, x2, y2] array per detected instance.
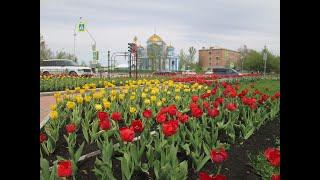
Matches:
[[195, 155, 211, 172]]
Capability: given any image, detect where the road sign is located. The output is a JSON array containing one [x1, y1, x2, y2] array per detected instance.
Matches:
[[230, 62, 234, 69], [78, 21, 85, 32], [263, 52, 267, 61], [93, 51, 99, 60]]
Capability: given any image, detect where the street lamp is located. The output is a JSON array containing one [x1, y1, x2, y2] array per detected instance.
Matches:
[[263, 45, 267, 76]]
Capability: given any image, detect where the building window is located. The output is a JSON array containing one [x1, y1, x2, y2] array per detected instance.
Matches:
[[209, 51, 211, 55], [209, 57, 211, 60]]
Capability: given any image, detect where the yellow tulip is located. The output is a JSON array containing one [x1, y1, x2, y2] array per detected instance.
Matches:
[[118, 94, 125, 100], [103, 101, 111, 109], [130, 107, 137, 114], [50, 104, 57, 111], [144, 99, 151, 105], [84, 95, 92, 102], [49, 110, 58, 120], [66, 101, 75, 110], [175, 95, 181, 101], [130, 95, 136, 100], [151, 95, 157, 102], [95, 104, 102, 111], [76, 96, 83, 104], [157, 101, 162, 107]]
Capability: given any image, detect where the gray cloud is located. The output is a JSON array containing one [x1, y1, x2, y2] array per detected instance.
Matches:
[[41, 0, 279, 65]]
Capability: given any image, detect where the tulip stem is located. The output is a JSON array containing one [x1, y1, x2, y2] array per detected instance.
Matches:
[[217, 164, 222, 175]]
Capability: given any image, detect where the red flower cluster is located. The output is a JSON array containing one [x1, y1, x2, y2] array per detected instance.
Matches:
[[156, 113, 167, 124], [264, 148, 280, 167], [223, 85, 237, 98], [97, 112, 111, 130], [271, 92, 280, 101], [199, 172, 226, 180], [57, 160, 72, 177], [238, 88, 249, 98], [65, 123, 77, 134], [119, 127, 135, 142], [130, 119, 144, 133], [111, 112, 122, 121], [162, 120, 179, 137], [40, 133, 47, 143], [241, 97, 257, 110], [258, 94, 269, 104], [210, 148, 228, 163]]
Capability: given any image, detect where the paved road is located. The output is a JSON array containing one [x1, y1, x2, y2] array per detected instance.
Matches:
[[40, 96, 55, 123]]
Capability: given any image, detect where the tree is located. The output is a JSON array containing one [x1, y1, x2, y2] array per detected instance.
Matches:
[[187, 46, 197, 65], [40, 34, 53, 62], [178, 49, 187, 70], [243, 48, 280, 73], [55, 50, 78, 62], [80, 61, 87, 67]]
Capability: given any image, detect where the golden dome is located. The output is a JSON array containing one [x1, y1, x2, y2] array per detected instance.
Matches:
[[147, 34, 163, 42]]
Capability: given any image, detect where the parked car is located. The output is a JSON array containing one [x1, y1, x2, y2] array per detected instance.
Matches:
[[211, 68, 243, 76], [40, 59, 93, 76], [182, 70, 197, 75]]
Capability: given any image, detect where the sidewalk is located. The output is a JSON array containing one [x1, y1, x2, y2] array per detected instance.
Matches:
[[40, 95, 55, 123]]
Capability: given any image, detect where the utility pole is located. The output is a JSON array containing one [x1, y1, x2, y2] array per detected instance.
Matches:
[[263, 45, 267, 77], [129, 52, 132, 78], [108, 50, 110, 79], [135, 50, 138, 80]]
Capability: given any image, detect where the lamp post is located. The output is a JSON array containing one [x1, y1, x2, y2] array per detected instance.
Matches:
[[263, 45, 267, 77], [241, 55, 244, 72]]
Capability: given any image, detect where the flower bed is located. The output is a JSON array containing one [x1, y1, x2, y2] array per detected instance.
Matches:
[[40, 78, 280, 179]]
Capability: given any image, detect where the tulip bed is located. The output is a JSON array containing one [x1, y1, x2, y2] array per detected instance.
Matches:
[[249, 141, 280, 180], [40, 78, 280, 180]]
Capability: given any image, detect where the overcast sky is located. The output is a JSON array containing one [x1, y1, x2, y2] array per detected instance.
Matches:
[[40, 0, 280, 65]]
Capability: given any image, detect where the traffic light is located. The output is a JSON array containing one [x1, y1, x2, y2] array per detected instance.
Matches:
[[128, 43, 137, 54]]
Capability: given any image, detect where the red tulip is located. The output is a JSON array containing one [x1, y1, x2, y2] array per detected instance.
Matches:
[[111, 112, 122, 121], [189, 102, 199, 110], [226, 103, 237, 111], [201, 92, 211, 99], [160, 107, 169, 114], [272, 174, 280, 180], [40, 133, 47, 143], [131, 119, 144, 133], [65, 123, 76, 134], [168, 105, 177, 116], [213, 101, 220, 108], [258, 94, 269, 104], [57, 160, 72, 177], [162, 120, 179, 137], [156, 113, 167, 124], [271, 92, 280, 101], [210, 148, 228, 163], [199, 172, 226, 180], [264, 148, 280, 167], [203, 101, 210, 109], [191, 107, 203, 118], [98, 111, 109, 121], [178, 114, 189, 123], [216, 97, 224, 104], [143, 109, 153, 119], [208, 108, 219, 118], [212, 174, 227, 180], [199, 172, 212, 180], [192, 95, 199, 103], [99, 119, 111, 130], [119, 127, 135, 142]]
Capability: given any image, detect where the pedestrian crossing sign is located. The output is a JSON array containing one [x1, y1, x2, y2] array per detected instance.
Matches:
[[78, 21, 85, 32]]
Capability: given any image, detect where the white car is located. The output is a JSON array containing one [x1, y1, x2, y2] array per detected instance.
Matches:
[[205, 71, 214, 75], [182, 70, 197, 75], [40, 59, 93, 76]]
